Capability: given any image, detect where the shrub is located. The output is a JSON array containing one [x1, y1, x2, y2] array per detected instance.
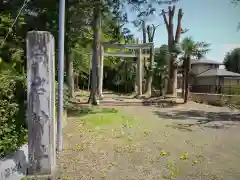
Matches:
[[55, 82, 71, 110], [0, 70, 27, 158], [0, 71, 71, 157]]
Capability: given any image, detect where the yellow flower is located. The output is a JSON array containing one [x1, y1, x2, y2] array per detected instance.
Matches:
[[161, 150, 167, 156], [179, 152, 188, 160], [103, 171, 107, 177], [193, 160, 199, 164], [75, 144, 83, 151], [128, 137, 133, 142]]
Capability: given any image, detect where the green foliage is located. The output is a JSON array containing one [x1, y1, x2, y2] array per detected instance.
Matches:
[[55, 82, 72, 109], [0, 70, 27, 157], [223, 48, 240, 74], [0, 0, 186, 156], [153, 45, 169, 90], [72, 44, 91, 78], [180, 37, 211, 59]]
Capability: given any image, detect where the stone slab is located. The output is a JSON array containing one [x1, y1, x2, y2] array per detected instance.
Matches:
[[0, 144, 28, 180]]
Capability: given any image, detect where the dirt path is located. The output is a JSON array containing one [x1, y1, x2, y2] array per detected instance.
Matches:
[[57, 102, 240, 180]]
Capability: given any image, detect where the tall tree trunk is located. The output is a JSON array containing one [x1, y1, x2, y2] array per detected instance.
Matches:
[[75, 74, 79, 90], [163, 6, 175, 96], [166, 57, 177, 95], [144, 24, 157, 96], [67, 52, 74, 98], [181, 71, 185, 98], [181, 58, 186, 98], [184, 56, 190, 103], [162, 7, 183, 96], [141, 22, 148, 95], [159, 74, 163, 96], [145, 47, 154, 96], [88, 0, 101, 105], [142, 21, 148, 74]]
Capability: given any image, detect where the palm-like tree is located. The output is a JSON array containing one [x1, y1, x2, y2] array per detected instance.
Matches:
[[180, 37, 211, 103], [181, 37, 211, 59]]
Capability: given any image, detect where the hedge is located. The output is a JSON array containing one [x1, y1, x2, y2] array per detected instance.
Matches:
[[0, 70, 27, 158], [0, 70, 71, 158]]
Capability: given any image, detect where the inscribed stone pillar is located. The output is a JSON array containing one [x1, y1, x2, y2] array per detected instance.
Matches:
[[137, 48, 142, 95], [26, 31, 56, 175], [99, 46, 104, 99]]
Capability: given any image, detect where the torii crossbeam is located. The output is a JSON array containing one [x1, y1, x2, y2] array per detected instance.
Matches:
[[99, 42, 154, 98]]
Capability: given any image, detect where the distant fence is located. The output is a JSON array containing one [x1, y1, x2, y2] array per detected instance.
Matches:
[[190, 93, 240, 108], [191, 85, 240, 95]]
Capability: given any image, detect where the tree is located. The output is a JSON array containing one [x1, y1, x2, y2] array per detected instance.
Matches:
[[180, 37, 211, 103], [153, 44, 169, 95], [223, 48, 240, 74], [0, 0, 27, 74], [87, 0, 101, 105], [87, 0, 179, 104], [230, 0, 240, 29], [132, 1, 179, 96], [144, 24, 159, 96], [162, 6, 186, 96]]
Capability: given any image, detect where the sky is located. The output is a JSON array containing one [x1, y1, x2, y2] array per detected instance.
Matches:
[[124, 0, 240, 63]]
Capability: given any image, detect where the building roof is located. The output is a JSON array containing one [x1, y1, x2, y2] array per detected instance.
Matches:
[[197, 69, 240, 77], [191, 59, 222, 65]]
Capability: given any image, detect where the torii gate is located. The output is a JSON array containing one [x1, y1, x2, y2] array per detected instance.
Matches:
[[99, 42, 154, 98]]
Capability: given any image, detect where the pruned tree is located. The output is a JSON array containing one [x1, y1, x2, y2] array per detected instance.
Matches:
[[144, 24, 159, 96], [162, 6, 186, 96], [132, 1, 179, 96]]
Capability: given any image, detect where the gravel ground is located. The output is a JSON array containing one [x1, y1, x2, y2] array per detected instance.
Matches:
[[57, 101, 240, 180]]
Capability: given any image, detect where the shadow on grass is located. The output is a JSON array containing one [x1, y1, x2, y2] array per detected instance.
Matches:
[[67, 106, 118, 117], [153, 110, 240, 131]]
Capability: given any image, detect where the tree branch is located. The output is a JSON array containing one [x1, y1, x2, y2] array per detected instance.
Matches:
[[162, 9, 169, 29], [168, 6, 174, 46], [147, 25, 152, 42], [175, 8, 183, 43], [171, 5, 176, 17], [151, 24, 160, 42]]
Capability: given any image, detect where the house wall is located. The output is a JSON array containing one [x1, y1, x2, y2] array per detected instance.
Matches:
[[222, 78, 240, 86], [191, 64, 219, 75], [195, 76, 217, 85], [191, 76, 218, 93]]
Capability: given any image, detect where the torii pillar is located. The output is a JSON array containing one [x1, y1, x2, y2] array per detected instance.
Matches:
[[99, 46, 104, 99], [136, 48, 143, 96]]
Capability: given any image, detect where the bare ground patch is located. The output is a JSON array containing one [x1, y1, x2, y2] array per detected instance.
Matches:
[[57, 102, 240, 180]]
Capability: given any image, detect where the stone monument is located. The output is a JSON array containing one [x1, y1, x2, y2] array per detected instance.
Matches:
[[26, 31, 56, 175]]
